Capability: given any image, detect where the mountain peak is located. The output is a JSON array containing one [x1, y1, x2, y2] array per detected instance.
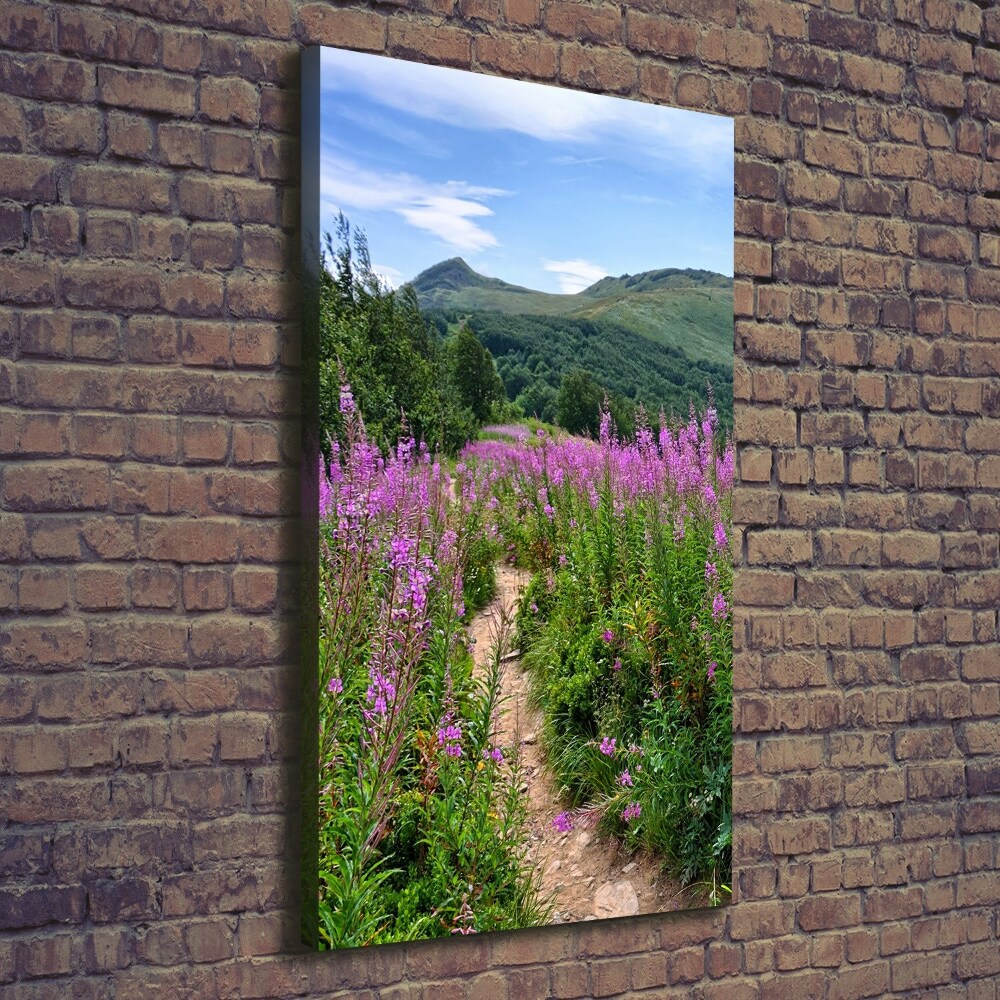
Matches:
[[411, 257, 483, 293]]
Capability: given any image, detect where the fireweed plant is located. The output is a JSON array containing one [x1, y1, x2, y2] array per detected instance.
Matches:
[[316, 386, 549, 948], [461, 405, 734, 901]]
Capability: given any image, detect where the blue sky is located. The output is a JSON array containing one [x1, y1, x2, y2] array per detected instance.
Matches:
[[318, 48, 734, 295]]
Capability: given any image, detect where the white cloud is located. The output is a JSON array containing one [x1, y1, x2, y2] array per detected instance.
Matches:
[[371, 262, 404, 289], [544, 258, 609, 294], [320, 151, 509, 253], [320, 47, 734, 177]]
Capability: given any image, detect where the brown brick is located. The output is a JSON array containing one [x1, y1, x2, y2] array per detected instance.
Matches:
[[62, 262, 162, 313], [737, 160, 781, 200], [2, 1, 55, 50], [917, 225, 973, 264], [804, 131, 865, 175], [85, 211, 134, 258], [38, 104, 102, 156], [159, 122, 206, 168], [626, 12, 698, 58], [559, 42, 637, 94], [129, 564, 180, 609], [699, 27, 768, 69], [387, 20, 472, 68], [544, 1, 621, 43], [70, 165, 171, 212], [183, 567, 228, 611], [915, 69, 965, 110], [98, 66, 195, 115], [206, 128, 254, 175], [58, 7, 159, 64], [200, 76, 259, 126], [475, 34, 558, 79], [76, 566, 128, 611], [841, 54, 905, 97], [0, 52, 96, 102], [299, 5, 385, 50]]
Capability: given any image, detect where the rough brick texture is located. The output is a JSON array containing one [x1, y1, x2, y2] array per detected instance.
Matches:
[[1, 0, 998, 996]]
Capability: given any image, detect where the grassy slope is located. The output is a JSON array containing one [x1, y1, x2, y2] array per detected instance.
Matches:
[[412, 259, 733, 368]]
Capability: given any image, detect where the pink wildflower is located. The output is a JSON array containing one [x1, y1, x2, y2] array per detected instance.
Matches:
[[713, 521, 728, 549], [621, 802, 641, 822], [552, 812, 573, 833], [712, 592, 728, 621], [338, 384, 355, 414]]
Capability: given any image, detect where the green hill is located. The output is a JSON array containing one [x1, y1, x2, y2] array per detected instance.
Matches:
[[409, 258, 733, 431], [411, 259, 734, 368]]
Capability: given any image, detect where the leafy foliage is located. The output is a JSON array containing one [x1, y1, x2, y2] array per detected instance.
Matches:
[[316, 400, 547, 949], [446, 323, 507, 423], [462, 411, 733, 898], [434, 309, 733, 432], [317, 217, 505, 456]]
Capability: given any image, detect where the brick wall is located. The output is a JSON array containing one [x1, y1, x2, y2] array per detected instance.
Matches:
[[1, 0, 998, 996]]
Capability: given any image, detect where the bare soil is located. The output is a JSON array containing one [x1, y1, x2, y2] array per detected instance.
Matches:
[[468, 562, 693, 923]]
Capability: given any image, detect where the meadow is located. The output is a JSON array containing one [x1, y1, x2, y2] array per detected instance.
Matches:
[[314, 385, 733, 948]]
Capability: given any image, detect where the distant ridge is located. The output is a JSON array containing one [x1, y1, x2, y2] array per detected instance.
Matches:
[[409, 259, 734, 368], [580, 267, 732, 297], [411, 257, 549, 309]]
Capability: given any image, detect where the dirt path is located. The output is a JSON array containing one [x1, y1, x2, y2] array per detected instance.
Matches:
[[468, 563, 690, 923]]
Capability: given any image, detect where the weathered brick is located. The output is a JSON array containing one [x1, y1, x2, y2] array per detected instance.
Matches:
[[199, 76, 260, 125], [98, 66, 195, 115], [387, 20, 472, 68]]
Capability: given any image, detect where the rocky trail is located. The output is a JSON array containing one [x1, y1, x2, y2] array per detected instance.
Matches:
[[467, 562, 691, 924]]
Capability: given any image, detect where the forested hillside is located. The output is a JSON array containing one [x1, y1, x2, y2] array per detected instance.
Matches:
[[413, 257, 733, 432]]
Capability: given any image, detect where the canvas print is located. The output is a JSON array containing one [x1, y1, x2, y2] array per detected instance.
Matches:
[[301, 45, 735, 950]]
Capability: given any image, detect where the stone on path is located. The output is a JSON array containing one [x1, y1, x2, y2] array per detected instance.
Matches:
[[593, 880, 639, 919]]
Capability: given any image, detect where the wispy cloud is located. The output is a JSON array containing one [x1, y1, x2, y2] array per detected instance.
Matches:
[[331, 105, 450, 159], [371, 262, 404, 289], [550, 154, 606, 167], [544, 258, 609, 294], [619, 193, 671, 206], [320, 48, 733, 177], [320, 152, 509, 253]]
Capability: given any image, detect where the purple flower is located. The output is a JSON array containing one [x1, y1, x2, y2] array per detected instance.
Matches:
[[338, 383, 355, 414], [618, 770, 633, 787], [707, 661, 717, 682], [599, 736, 616, 756], [438, 722, 463, 757], [712, 592, 728, 621], [612, 658, 622, 672], [714, 521, 728, 550], [602, 629, 615, 643], [621, 802, 641, 823], [319, 454, 333, 518], [437, 724, 462, 745], [552, 812, 573, 833], [327, 676, 343, 695]]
